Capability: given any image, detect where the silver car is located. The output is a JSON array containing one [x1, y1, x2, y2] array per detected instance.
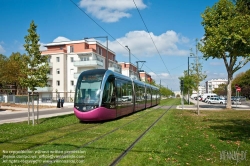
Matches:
[[207, 97, 220, 104], [232, 98, 241, 105]]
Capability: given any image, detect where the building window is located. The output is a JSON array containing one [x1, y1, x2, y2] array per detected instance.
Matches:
[[71, 81, 74, 86], [70, 46, 74, 53], [56, 69, 60, 74], [71, 57, 74, 62], [57, 81, 60, 86], [56, 57, 60, 62], [99, 47, 102, 55], [60, 46, 63, 50], [70, 69, 74, 75]]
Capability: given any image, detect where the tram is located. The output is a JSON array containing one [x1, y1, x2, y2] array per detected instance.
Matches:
[[74, 69, 160, 121]]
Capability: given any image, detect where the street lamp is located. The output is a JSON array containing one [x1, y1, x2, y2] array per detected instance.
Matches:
[[84, 36, 108, 69], [125, 46, 131, 77]]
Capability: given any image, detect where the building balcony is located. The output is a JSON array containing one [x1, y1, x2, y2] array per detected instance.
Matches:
[[108, 61, 121, 73], [41, 49, 66, 55], [47, 74, 53, 80], [73, 59, 104, 67], [109, 67, 121, 73], [48, 62, 53, 68]]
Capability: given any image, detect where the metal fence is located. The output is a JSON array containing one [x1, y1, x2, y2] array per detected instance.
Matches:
[[41, 97, 74, 103], [1, 95, 74, 104]]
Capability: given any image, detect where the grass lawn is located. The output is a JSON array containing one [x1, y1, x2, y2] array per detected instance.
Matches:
[[0, 98, 249, 165]]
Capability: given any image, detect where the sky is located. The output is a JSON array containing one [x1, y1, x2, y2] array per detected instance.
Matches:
[[1, 0, 250, 91]]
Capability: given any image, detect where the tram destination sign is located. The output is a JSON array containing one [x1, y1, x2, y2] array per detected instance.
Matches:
[[82, 74, 103, 81]]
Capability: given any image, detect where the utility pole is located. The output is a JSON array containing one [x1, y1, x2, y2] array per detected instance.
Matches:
[[136, 61, 146, 81], [195, 39, 200, 115], [125, 46, 131, 77], [181, 79, 184, 110]]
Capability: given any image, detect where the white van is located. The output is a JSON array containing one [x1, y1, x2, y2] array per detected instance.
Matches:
[[190, 93, 197, 99], [201, 93, 217, 102]]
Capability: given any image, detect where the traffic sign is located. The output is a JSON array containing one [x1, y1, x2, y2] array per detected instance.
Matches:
[[236, 87, 241, 92]]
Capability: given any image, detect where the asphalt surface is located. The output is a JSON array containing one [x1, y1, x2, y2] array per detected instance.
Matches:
[[177, 98, 250, 110], [0, 104, 74, 124]]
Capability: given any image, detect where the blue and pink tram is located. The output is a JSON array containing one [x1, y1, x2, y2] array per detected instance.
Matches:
[[74, 69, 160, 121]]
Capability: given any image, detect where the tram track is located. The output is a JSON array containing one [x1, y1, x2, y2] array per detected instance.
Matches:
[[41, 103, 174, 165], [1, 103, 175, 165], [43, 106, 163, 165], [109, 104, 174, 165], [0, 105, 158, 160]]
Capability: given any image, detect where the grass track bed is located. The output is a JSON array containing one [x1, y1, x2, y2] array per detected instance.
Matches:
[[1, 98, 250, 165]]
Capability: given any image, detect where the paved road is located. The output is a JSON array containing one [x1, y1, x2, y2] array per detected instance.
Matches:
[[178, 98, 250, 110], [0, 106, 74, 124]]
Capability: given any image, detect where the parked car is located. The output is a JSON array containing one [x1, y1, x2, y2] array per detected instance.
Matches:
[[201, 93, 217, 102], [207, 97, 220, 104], [219, 98, 227, 104], [232, 98, 241, 105]]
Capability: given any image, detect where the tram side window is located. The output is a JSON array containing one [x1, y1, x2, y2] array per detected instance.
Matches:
[[102, 76, 114, 104], [146, 87, 152, 100], [135, 84, 139, 101], [115, 79, 123, 103], [152, 89, 155, 99], [126, 81, 133, 101], [140, 86, 145, 101]]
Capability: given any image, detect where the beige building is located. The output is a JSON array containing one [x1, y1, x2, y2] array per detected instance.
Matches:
[[39, 39, 121, 101], [35, 39, 154, 102], [205, 79, 227, 93]]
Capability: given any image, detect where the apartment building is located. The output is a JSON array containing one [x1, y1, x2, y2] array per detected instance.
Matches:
[[39, 39, 121, 101], [118, 62, 153, 83], [139, 70, 153, 83], [205, 78, 228, 93], [118, 62, 139, 80]]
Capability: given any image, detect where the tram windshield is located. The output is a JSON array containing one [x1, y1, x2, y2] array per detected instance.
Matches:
[[75, 74, 104, 104]]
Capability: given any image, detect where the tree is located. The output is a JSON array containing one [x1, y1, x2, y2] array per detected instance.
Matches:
[[2, 52, 28, 95], [21, 20, 49, 92], [232, 69, 250, 98], [0, 54, 7, 89], [21, 20, 49, 125], [178, 70, 196, 95], [179, 48, 206, 115], [199, 0, 250, 109], [189, 52, 206, 115], [213, 83, 227, 96]]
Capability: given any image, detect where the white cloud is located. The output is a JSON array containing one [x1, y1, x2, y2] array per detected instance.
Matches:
[[0, 44, 6, 54], [53, 36, 71, 43], [79, 0, 146, 22], [106, 30, 190, 57], [39, 42, 47, 51]]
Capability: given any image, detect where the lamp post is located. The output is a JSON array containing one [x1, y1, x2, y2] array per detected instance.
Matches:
[[125, 46, 131, 77], [84, 36, 108, 69]]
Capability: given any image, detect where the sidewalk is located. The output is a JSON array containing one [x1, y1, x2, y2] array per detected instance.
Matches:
[[0, 102, 74, 112], [0, 103, 74, 124]]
